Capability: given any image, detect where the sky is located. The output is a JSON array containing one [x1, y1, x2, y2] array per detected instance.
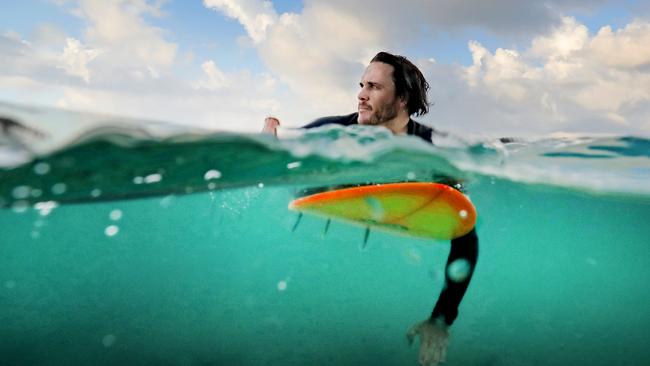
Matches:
[[1, 0, 649, 137]]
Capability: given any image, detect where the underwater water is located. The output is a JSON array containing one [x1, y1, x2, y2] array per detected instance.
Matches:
[[1, 103, 649, 365]]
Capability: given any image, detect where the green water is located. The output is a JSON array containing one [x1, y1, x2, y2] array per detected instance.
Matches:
[[1, 104, 650, 365], [3, 179, 649, 365]]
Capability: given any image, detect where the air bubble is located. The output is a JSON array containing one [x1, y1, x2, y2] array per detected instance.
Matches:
[[258, 183, 264, 188], [105, 225, 119, 237], [406, 172, 416, 180], [204, 170, 222, 180], [160, 195, 174, 208], [33, 162, 50, 175], [277, 280, 288, 291], [51, 183, 67, 195], [133, 176, 144, 184], [12, 186, 30, 200], [110, 209, 122, 221], [102, 334, 116, 347], [207, 182, 217, 190], [5, 280, 16, 289], [34, 201, 58, 216], [144, 174, 162, 184], [91, 189, 102, 198], [11, 201, 29, 213], [287, 161, 301, 169], [447, 259, 471, 283]]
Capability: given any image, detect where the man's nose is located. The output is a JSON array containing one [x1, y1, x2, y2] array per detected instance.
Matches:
[[358, 88, 369, 101]]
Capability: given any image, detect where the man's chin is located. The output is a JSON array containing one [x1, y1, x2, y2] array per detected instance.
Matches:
[[357, 115, 375, 125]]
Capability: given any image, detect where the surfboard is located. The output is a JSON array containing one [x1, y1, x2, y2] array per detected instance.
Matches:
[[289, 182, 476, 240]]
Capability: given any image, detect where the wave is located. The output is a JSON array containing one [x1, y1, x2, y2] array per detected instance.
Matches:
[[1, 102, 649, 208]]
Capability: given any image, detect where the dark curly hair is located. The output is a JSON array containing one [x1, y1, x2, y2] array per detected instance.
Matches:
[[370, 52, 430, 117]]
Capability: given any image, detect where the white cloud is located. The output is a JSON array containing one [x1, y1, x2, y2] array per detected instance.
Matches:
[[71, 0, 177, 77], [589, 22, 650, 68], [1, 0, 649, 137], [429, 16, 650, 136], [203, 0, 278, 43], [60, 38, 102, 83], [194, 60, 229, 90]]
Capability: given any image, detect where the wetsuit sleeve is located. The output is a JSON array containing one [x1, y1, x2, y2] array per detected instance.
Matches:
[[430, 228, 479, 326], [302, 113, 358, 129]]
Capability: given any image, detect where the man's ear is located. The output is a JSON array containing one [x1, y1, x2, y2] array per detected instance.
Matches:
[[399, 96, 408, 109]]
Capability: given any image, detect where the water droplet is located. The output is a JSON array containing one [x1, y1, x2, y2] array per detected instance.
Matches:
[[459, 210, 468, 219], [144, 173, 162, 184], [277, 280, 287, 291], [51, 183, 67, 195], [110, 209, 122, 221], [90, 189, 102, 198], [447, 259, 471, 283], [102, 334, 116, 347], [105, 225, 119, 237], [287, 161, 301, 170], [33, 162, 50, 175], [204, 170, 222, 180], [133, 176, 144, 184], [12, 185, 30, 199]]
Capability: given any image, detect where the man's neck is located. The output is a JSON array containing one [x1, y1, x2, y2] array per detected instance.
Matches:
[[382, 113, 410, 135]]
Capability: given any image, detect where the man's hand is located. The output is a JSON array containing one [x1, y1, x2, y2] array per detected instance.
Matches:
[[407, 319, 449, 366], [262, 116, 280, 136]]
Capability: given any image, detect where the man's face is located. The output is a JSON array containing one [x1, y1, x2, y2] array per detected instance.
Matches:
[[357, 62, 403, 125]]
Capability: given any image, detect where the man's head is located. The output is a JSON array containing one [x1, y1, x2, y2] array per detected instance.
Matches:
[[357, 52, 430, 128]]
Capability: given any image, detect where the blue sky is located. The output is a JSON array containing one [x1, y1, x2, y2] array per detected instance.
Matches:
[[1, 0, 649, 137]]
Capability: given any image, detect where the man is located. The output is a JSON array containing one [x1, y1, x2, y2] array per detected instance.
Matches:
[[263, 52, 479, 366]]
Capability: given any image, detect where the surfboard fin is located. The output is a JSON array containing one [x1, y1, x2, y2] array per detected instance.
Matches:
[[360, 227, 371, 250], [292, 213, 303, 232], [322, 219, 331, 237]]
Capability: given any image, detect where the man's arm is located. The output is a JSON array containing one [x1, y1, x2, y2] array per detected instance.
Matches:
[[408, 228, 479, 366], [431, 228, 479, 325]]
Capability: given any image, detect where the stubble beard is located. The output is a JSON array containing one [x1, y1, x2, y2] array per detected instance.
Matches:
[[361, 102, 399, 126]]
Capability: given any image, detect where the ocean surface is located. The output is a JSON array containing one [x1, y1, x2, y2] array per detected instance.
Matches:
[[1, 102, 649, 366]]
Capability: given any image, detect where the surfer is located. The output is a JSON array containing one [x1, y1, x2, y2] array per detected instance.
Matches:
[[263, 51, 478, 366]]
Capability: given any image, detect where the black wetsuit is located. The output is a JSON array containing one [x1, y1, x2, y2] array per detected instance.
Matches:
[[304, 112, 479, 326]]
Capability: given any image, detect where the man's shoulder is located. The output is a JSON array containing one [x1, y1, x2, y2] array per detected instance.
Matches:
[[409, 119, 435, 143], [302, 113, 358, 129]]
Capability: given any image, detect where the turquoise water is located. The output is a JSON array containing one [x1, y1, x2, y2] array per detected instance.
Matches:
[[1, 104, 650, 365]]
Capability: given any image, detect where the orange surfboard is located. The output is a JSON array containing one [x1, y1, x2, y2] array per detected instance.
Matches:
[[289, 182, 476, 240]]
